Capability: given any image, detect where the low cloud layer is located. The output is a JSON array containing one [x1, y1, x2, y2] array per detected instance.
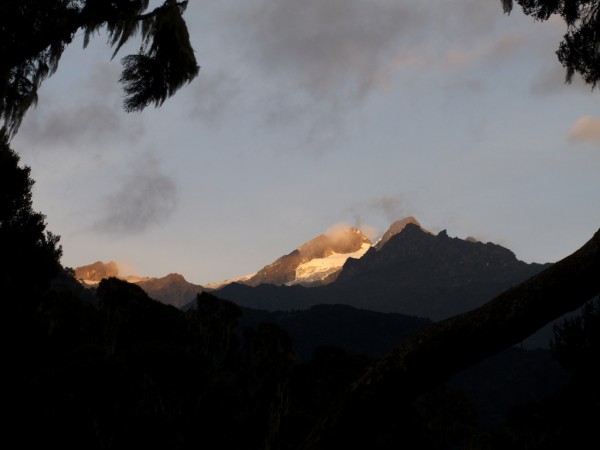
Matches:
[[568, 116, 600, 143], [93, 156, 177, 235]]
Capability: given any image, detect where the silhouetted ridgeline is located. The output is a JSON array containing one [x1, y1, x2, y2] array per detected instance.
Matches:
[[216, 224, 550, 320], [73, 260, 206, 308]]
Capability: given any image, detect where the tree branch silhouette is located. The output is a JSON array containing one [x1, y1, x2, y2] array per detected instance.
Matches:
[[0, 0, 198, 136]]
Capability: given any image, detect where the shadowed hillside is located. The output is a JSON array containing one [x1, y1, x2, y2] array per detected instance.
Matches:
[[136, 273, 205, 308]]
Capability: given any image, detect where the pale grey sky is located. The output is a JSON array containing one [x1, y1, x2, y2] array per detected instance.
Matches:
[[13, 0, 600, 284]]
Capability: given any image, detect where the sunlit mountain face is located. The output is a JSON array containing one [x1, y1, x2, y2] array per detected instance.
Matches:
[[73, 217, 549, 317], [74, 260, 148, 285], [74, 261, 120, 285], [240, 225, 373, 287], [217, 218, 431, 288], [214, 219, 550, 321]]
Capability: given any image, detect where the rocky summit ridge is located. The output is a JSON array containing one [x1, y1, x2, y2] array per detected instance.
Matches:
[[74, 261, 147, 284], [74, 217, 550, 320], [73, 261, 204, 308], [242, 226, 372, 287], [375, 216, 429, 250], [216, 221, 550, 321]]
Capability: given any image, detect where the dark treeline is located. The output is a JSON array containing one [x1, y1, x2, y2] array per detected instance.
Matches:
[[6, 272, 368, 450], [7, 269, 600, 450]]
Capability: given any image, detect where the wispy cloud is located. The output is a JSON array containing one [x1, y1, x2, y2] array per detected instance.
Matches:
[[16, 62, 143, 149], [530, 63, 592, 96], [17, 102, 143, 148], [568, 116, 600, 143], [228, 0, 513, 100], [231, 0, 424, 101], [216, 0, 536, 149], [442, 34, 525, 70], [347, 194, 412, 226], [93, 155, 178, 235], [189, 69, 241, 122]]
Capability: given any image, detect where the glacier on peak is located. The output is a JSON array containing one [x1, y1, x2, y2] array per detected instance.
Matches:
[[290, 242, 372, 286]]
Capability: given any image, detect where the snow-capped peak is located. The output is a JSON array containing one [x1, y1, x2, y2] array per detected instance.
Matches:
[[289, 242, 371, 286]]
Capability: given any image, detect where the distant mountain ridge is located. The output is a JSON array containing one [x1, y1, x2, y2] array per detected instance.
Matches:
[[74, 261, 204, 308], [74, 261, 147, 284], [76, 218, 550, 322], [74, 219, 430, 298], [211, 218, 429, 288], [74, 261, 119, 284], [215, 222, 550, 321], [135, 273, 204, 308]]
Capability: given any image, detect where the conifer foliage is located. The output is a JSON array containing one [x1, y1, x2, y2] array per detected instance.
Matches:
[[0, 0, 199, 136], [0, 135, 62, 297], [502, 0, 600, 88]]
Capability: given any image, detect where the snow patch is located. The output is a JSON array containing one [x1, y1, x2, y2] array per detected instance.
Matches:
[[204, 273, 256, 290], [291, 243, 371, 285]]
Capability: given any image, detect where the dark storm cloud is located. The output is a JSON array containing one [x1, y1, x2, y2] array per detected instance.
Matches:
[[93, 156, 178, 235]]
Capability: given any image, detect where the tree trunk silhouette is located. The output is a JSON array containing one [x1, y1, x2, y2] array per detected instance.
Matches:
[[303, 228, 600, 449]]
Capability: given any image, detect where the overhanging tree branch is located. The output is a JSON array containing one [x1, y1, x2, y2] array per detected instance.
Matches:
[[502, 0, 600, 88], [0, 0, 198, 137]]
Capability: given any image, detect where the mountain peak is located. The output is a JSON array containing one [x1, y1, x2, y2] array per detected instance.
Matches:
[[74, 261, 148, 285], [298, 226, 371, 259], [163, 273, 187, 282], [375, 217, 427, 250], [244, 225, 372, 287], [74, 260, 119, 284], [221, 223, 549, 321], [135, 273, 204, 308]]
